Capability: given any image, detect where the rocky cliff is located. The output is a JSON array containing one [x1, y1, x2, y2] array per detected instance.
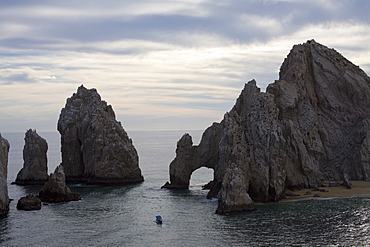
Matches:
[[0, 134, 10, 214], [14, 129, 48, 185], [163, 40, 370, 212], [58, 85, 143, 184]]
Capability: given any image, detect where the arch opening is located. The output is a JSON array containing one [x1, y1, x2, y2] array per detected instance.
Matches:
[[189, 167, 214, 189]]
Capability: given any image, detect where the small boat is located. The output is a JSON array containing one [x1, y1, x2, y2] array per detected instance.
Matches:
[[155, 215, 163, 224]]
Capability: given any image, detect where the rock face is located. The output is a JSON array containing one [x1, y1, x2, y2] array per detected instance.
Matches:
[[0, 134, 10, 215], [14, 129, 48, 185], [39, 165, 81, 203], [17, 195, 42, 211], [216, 163, 256, 214], [163, 40, 370, 211], [57, 85, 144, 184]]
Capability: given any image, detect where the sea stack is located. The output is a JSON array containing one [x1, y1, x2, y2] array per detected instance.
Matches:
[[163, 40, 370, 213], [14, 129, 48, 185], [39, 165, 81, 203], [0, 134, 10, 215], [57, 85, 144, 184]]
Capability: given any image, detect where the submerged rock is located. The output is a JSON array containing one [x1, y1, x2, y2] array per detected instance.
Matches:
[[14, 129, 48, 185], [57, 85, 144, 184], [39, 165, 81, 203], [17, 195, 42, 211], [0, 134, 10, 215], [163, 40, 370, 212]]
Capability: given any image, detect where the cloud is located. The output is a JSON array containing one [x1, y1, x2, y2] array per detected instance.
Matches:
[[0, 0, 369, 132]]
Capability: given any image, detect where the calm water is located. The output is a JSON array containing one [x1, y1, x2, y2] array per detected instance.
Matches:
[[1, 130, 370, 246]]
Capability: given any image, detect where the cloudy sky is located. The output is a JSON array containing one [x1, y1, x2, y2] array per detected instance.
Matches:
[[1, 0, 369, 133]]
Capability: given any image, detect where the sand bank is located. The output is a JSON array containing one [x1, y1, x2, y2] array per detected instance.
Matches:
[[283, 181, 370, 202]]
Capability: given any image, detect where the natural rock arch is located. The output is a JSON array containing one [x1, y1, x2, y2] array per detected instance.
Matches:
[[163, 40, 370, 214]]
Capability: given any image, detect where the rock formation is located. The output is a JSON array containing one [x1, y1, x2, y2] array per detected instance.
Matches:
[[17, 195, 42, 211], [0, 134, 10, 215], [39, 165, 81, 203], [216, 163, 256, 214], [57, 85, 143, 184], [14, 129, 48, 185], [163, 40, 370, 212]]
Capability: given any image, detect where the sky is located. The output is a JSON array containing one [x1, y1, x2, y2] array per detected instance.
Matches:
[[1, 0, 370, 133]]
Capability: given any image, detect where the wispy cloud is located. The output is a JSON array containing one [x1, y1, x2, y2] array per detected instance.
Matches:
[[0, 0, 369, 132]]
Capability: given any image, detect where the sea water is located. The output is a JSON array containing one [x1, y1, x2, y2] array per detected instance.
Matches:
[[1, 130, 370, 246]]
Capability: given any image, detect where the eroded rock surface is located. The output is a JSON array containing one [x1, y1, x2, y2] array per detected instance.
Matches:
[[17, 195, 42, 211], [163, 40, 370, 212], [216, 163, 256, 214], [39, 165, 81, 203], [14, 129, 48, 185], [57, 85, 143, 184], [0, 134, 10, 215]]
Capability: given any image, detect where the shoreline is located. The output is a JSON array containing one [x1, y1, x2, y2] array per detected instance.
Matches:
[[282, 180, 370, 202]]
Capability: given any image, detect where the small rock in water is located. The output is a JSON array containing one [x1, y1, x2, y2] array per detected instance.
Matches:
[[17, 195, 41, 211]]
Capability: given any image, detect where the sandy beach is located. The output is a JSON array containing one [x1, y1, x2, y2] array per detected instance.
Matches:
[[283, 181, 370, 202]]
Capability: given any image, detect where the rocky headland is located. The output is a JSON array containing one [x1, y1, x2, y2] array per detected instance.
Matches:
[[162, 40, 370, 214], [57, 85, 144, 184], [14, 129, 48, 185], [0, 134, 10, 215]]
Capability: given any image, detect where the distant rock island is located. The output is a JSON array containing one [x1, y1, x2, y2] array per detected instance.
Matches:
[[0, 134, 10, 215], [14, 129, 48, 185], [162, 40, 370, 214], [58, 85, 144, 184]]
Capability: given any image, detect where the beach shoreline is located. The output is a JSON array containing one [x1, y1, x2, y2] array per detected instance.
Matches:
[[282, 181, 370, 202]]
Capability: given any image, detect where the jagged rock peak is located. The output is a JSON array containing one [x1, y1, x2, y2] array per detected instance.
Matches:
[[0, 134, 10, 215], [14, 129, 48, 185], [39, 165, 81, 203], [58, 85, 144, 184], [163, 40, 370, 213]]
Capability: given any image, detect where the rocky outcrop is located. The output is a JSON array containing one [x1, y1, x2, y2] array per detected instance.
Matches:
[[0, 134, 10, 215], [14, 129, 48, 185], [216, 163, 256, 214], [163, 40, 370, 211], [17, 195, 42, 211], [57, 85, 144, 184], [39, 165, 81, 203]]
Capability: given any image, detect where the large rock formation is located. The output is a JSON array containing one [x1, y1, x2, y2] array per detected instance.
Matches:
[[39, 165, 81, 203], [163, 40, 370, 211], [14, 129, 48, 185], [57, 85, 144, 184], [0, 134, 10, 215]]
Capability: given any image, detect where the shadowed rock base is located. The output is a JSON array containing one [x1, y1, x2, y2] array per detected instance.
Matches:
[[0, 134, 10, 215], [39, 165, 81, 203], [17, 195, 42, 211]]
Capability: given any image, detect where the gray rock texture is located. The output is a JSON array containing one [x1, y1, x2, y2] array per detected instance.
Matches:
[[0, 134, 10, 214], [57, 85, 143, 184], [216, 163, 256, 214], [39, 165, 81, 203], [14, 129, 48, 185], [17, 195, 42, 211], [163, 40, 370, 211]]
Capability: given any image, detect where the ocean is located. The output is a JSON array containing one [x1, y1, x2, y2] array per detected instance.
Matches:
[[1, 130, 370, 246]]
